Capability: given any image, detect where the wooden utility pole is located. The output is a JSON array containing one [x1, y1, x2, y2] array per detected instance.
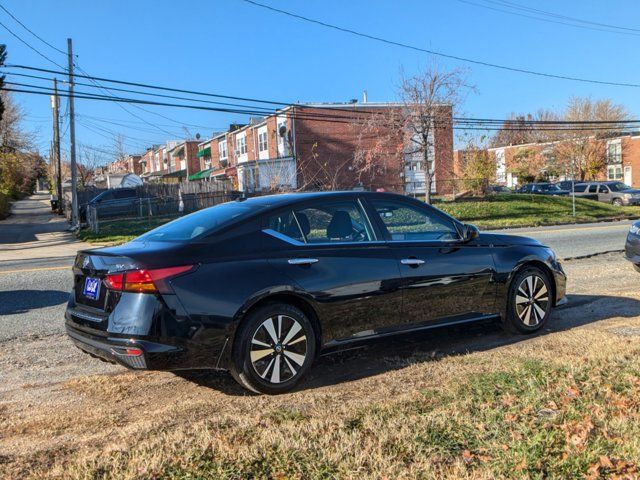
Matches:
[[51, 78, 63, 214], [67, 38, 78, 228]]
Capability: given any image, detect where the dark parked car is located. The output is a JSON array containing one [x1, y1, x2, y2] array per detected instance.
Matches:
[[515, 183, 569, 196], [80, 188, 150, 222], [572, 181, 640, 206], [65, 192, 566, 394], [625, 220, 640, 272]]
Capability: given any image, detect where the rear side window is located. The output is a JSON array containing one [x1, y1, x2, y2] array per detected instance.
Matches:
[[370, 199, 459, 242], [588, 185, 598, 193], [135, 201, 262, 242], [265, 200, 374, 244]]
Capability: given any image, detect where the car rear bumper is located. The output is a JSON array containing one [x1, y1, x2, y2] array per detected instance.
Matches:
[[66, 323, 184, 370]]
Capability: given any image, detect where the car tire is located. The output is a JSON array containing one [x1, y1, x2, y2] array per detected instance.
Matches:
[[230, 302, 316, 394], [503, 266, 552, 334], [613, 198, 623, 207]]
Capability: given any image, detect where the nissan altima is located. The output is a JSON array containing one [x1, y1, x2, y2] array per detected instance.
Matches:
[[66, 191, 566, 394]]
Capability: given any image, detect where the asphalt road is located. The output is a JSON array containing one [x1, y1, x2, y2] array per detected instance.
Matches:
[[489, 219, 635, 259]]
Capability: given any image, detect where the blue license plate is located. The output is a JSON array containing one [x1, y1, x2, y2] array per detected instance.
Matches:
[[83, 277, 101, 300]]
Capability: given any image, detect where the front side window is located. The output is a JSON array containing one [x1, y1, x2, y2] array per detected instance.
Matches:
[[370, 199, 459, 242], [266, 201, 373, 244]]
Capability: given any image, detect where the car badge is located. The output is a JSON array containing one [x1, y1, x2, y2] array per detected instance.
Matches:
[[82, 256, 91, 269]]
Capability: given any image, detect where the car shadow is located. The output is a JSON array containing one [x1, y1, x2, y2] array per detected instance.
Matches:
[[175, 293, 640, 396], [0, 290, 70, 315]]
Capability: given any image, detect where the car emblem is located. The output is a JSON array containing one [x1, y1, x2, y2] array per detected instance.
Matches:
[[82, 256, 91, 269]]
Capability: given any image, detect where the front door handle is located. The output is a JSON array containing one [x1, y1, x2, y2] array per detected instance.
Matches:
[[400, 258, 425, 266], [288, 258, 319, 266]]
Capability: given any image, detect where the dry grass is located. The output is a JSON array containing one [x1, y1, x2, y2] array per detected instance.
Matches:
[[2, 328, 638, 479]]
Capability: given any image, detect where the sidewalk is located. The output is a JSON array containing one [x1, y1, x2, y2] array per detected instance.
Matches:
[[0, 192, 91, 262]]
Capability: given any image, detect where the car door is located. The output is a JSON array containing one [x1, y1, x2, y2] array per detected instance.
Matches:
[[598, 184, 612, 203], [264, 197, 403, 344], [364, 196, 497, 327]]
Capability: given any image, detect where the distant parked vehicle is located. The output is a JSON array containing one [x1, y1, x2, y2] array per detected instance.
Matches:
[[515, 183, 570, 196], [625, 221, 640, 272], [487, 185, 512, 194], [80, 188, 154, 222], [556, 180, 578, 191], [573, 181, 640, 206]]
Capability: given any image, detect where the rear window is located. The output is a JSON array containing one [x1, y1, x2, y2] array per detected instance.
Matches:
[[133, 201, 262, 242]]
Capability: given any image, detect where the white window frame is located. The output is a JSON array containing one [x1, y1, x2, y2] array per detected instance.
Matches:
[[236, 132, 248, 162], [218, 139, 228, 160]]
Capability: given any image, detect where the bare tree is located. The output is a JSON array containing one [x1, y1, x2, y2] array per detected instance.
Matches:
[[554, 97, 631, 181], [399, 66, 471, 204], [352, 66, 471, 203], [0, 92, 31, 153], [78, 146, 105, 189]]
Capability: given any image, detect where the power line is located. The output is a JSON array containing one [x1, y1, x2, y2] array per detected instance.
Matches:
[[5, 84, 639, 135], [238, 0, 640, 88], [0, 3, 68, 54], [454, 0, 640, 36], [0, 19, 66, 70], [489, 0, 640, 34]]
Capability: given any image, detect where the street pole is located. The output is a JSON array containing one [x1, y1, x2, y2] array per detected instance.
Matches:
[[571, 158, 576, 217], [52, 78, 63, 214], [67, 38, 79, 228]]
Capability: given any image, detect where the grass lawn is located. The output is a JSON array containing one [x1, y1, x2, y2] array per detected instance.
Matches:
[[76, 216, 174, 245], [437, 194, 640, 229]]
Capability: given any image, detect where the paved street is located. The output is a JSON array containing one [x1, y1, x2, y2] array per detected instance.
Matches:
[[489, 219, 635, 259]]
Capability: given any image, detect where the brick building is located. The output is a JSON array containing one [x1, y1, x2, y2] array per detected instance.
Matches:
[[481, 133, 640, 188], [106, 154, 142, 175], [135, 102, 454, 194]]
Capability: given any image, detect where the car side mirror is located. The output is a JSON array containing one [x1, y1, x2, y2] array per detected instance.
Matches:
[[462, 223, 480, 242]]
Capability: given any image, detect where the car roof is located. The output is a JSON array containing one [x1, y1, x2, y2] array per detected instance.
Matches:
[[238, 190, 408, 208]]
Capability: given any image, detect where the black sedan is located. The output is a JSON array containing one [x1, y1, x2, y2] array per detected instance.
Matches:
[[625, 220, 640, 272], [66, 191, 566, 394]]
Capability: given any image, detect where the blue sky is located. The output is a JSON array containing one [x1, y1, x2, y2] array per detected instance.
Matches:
[[1, 0, 639, 160]]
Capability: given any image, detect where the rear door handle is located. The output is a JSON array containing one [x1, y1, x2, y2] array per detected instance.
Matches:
[[288, 258, 319, 265], [400, 258, 425, 266]]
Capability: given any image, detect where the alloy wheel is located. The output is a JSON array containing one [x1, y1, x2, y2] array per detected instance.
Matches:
[[249, 315, 307, 384], [515, 274, 550, 326]]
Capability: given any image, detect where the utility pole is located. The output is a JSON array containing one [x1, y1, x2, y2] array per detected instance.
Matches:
[[67, 38, 78, 228], [51, 78, 63, 214]]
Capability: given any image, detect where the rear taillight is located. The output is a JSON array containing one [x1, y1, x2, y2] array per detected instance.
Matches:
[[104, 265, 194, 294]]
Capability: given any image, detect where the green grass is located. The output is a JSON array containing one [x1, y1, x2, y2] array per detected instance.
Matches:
[[76, 216, 174, 245], [436, 194, 640, 229]]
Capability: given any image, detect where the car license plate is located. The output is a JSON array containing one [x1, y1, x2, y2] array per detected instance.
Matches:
[[83, 276, 101, 300]]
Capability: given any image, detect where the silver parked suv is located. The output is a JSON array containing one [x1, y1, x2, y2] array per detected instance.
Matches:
[[574, 181, 640, 206]]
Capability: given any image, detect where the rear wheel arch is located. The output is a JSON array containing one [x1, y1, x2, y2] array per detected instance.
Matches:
[[232, 292, 322, 354]]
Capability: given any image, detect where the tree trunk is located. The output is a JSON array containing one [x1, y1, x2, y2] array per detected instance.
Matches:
[[423, 143, 432, 204]]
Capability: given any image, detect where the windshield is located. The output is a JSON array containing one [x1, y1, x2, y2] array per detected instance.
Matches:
[[133, 201, 262, 242], [608, 182, 631, 192]]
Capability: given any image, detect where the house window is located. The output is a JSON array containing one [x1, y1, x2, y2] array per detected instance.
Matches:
[[219, 140, 228, 159], [258, 131, 268, 152], [607, 140, 622, 164], [608, 165, 623, 181], [236, 135, 247, 155]]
